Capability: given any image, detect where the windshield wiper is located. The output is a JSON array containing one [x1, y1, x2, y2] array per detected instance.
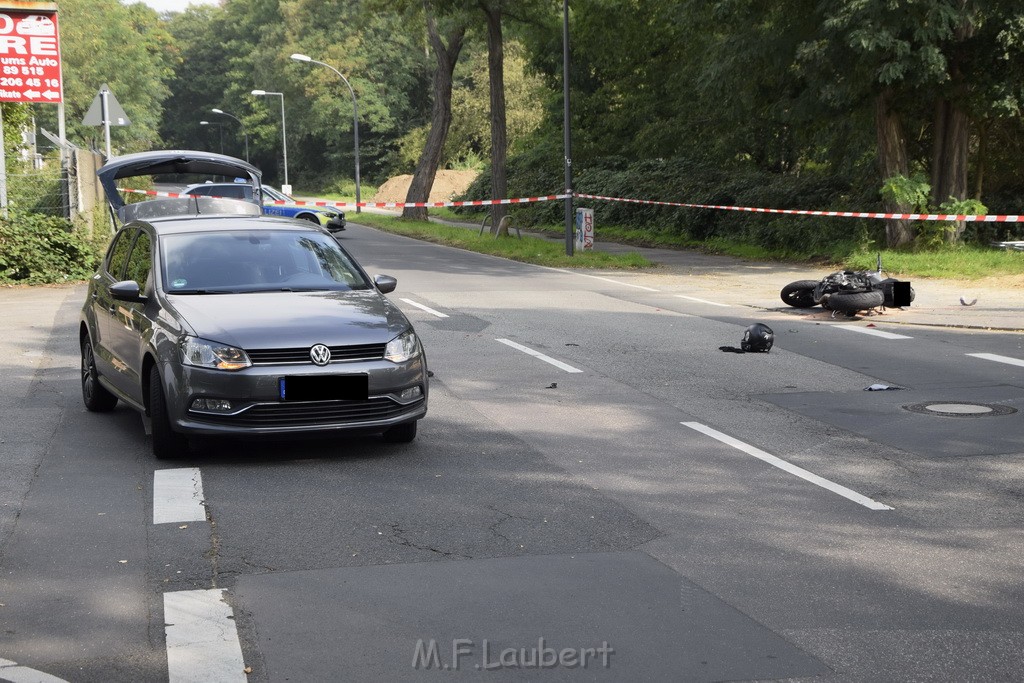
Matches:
[[244, 286, 336, 293], [171, 289, 239, 295]]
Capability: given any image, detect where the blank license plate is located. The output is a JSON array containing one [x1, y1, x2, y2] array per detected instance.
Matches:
[[280, 375, 368, 401]]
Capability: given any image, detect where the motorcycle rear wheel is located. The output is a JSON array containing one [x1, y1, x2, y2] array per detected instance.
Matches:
[[879, 277, 916, 306], [828, 289, 885, 314]]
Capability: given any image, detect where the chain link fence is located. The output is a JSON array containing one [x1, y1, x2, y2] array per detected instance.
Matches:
[[5, 143, 107, 235]]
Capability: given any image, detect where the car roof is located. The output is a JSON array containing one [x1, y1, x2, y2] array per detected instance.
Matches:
[[145, 215, 325, 235]]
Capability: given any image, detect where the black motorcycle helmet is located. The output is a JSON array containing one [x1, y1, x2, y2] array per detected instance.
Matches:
[[741, 323, 774, 352]]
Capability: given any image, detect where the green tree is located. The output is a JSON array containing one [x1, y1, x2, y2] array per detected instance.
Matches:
[[802, 0, 1024, 244], [1, 103, 31, 159], [402, 4, 467, 220], [280, 0, 430, 187], [46, 0, 173, 154]]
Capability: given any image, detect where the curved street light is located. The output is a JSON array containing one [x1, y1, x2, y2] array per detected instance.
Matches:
[[290, 53, 361, 212], [199, 120, 224, 154], [211, 108, 249, 162], [251, 89, 289, 190]]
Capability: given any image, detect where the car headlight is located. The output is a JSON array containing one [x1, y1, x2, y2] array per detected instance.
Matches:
[[180, 336, 251, 371], [384, 329, 421, 363]]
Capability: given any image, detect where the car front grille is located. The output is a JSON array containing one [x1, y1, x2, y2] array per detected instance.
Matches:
[[246, 343, 386, 365], [191, 397, 421, 428]]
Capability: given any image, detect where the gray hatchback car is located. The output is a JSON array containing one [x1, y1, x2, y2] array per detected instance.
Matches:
[[80, 151, 427, 458]]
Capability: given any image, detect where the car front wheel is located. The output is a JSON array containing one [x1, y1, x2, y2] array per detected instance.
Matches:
[[81, 336, 118, 412], [149, 365, 188, 459]]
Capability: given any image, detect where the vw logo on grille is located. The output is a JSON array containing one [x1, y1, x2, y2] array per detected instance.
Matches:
[[309, 344, 332, 366]]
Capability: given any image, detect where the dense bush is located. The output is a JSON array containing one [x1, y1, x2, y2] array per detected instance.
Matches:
[[0, 211, 101, 284], [456, 152, 884, 256]]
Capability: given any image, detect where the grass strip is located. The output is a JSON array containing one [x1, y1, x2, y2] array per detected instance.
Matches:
[[527, 223, 1022, 280], [350, 212, 651, 269], [325, 199, 1020, 280], [841, 248, 1023, 279]]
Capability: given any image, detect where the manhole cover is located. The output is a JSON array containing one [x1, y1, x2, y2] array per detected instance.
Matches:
[[904, 402, 1017, 417]]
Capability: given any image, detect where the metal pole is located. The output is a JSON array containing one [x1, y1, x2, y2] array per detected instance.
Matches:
[[294, 56, 361, 213], [563, 0, 574, 256], [352, 92, 361, 213], [316, 61, 360, 212], [58, 102, 69, 218], [101, 87, 111, 158], [212, 109, 248, 162], [0, 105, 7, 219], [279, 94, 288, 188]]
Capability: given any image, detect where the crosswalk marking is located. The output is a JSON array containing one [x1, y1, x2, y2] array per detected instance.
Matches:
[[966, 352, 1024, 368], [153, 468, 207, 525], [164, 589, 248, 683], [832, 325, 912, 340]]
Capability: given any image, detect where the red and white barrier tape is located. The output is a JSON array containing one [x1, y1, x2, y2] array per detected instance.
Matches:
[[118, 187, 1023, 222], [118, 188, 568, 209], [574, 193, 1023, 222]]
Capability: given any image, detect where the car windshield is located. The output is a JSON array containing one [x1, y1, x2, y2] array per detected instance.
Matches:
[[120, 197, 260, 223], [262, 186, 290, 202], [161, 229, 370, 294]]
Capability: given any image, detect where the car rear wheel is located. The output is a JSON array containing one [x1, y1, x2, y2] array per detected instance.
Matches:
[[81, 336, 118, 412], [382, 421, 417, 443], [149, 365, 188, 459]]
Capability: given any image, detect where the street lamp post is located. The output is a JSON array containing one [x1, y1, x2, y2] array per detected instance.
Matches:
[[199, 120, 224, 154], [290, 53, 361, 213], [211, 108, 249, 162], [251, 89, 289, 191]]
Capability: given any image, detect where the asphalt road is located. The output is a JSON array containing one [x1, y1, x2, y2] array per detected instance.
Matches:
[[1, 222, 1022, 682]]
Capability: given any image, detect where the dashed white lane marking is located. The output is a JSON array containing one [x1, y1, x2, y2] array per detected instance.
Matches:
[[674, 294, 732, 307], [966, 352, 1024, 368], [0, 658, 70, 683], [496, 338, 583, 373], [164, 589, 247, 683], [550, 269, 661, 292], [831, 325, 912, 339], [681, 422, 893, 511], [399, 298, 449, 318], [153, 468, 207, 525]]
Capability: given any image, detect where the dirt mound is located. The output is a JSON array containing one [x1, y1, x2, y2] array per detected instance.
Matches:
[[372, 169, 479, 204]]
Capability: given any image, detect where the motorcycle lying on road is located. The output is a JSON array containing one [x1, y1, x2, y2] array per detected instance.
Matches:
[[780, 257, 913, 315]]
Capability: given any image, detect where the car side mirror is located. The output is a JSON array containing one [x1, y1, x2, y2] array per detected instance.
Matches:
[[374, 274, 397, 294], [110, 280, 145, 303]]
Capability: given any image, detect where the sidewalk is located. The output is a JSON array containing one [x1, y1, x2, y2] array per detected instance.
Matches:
[[420, 212, 1024, 332], [589, 239, 1024, 332]]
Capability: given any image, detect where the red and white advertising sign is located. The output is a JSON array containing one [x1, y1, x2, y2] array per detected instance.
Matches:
[[0, 4, 61, 103]]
